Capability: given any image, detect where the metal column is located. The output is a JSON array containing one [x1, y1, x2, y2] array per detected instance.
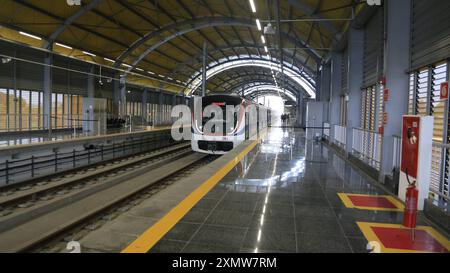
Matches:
[[380, 0, 411, 178], [345, 27, 364, 154], [119, 75, 127, 118], [87, 65, 95, 99], [142, 88, 148, 124], [201, 42, 207, 97], [329, 52, 342, 127], [43, 53, 52, 132]]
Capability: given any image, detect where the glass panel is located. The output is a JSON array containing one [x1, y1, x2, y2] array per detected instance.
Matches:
[[0, 88, 8, 130], [21, 90, 31, 130]]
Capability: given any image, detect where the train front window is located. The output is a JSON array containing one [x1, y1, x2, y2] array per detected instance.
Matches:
[[201, 96, 242, 134]]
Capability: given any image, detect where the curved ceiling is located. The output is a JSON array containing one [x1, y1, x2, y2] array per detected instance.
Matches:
[[0, 0, 361, 95]]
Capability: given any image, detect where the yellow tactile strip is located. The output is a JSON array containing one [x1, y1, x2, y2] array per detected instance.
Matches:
[[121, 132, 266, 253]]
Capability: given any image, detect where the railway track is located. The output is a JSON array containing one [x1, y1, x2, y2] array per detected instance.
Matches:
[[0, 143, 218, 252]]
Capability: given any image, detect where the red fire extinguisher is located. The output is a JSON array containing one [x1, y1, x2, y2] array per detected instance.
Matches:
[[403, 169, 418, 230]]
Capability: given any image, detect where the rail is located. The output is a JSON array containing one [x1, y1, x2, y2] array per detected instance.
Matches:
[[351, 127, 381, 170], [323, 122, 330, 139], [333, 124, 347, 149], [0, 131, 175, 186], [430, 142, 450, 202]]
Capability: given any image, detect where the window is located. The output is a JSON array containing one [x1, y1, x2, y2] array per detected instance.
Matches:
[[0, 89, 8, 130], [408, 61, 449, 198]]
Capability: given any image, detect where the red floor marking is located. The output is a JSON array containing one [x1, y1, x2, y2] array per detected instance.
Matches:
[[348, 195, 398, 209], [372, 227, 448, 253]]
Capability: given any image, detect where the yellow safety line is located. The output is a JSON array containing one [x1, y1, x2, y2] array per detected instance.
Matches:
[[121, 132, 266, 253], [357, 222, 450, 253], [337, 193, 404, 212]]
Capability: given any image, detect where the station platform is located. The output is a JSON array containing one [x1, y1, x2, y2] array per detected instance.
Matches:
[[0, 126, 167, 148], [78, 127, 450, 253]]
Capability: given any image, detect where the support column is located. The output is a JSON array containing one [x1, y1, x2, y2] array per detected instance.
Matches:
[[142, 88, 148, 123], [158, 90, 163, 126], [380, 0, 411, 178], [321, 61, 332, 121], [346, 27, 364, 153], [118, 75, 127, 118], [43, 53, 52, 131], [295, 92, 303, 127], [87, 65, 95, 99], [330, 52, 342, 127], [113, 74, 120, 117], [202, 42, 207, 97]]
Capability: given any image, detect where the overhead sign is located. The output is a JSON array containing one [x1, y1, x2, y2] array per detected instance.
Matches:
[[440, 82, 448, 100]]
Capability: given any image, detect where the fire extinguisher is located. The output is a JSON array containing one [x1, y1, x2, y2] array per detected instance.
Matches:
[[403, 169, 418, 229]]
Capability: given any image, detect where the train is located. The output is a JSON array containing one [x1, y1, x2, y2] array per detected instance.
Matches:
[[191, 94, 271, 154]]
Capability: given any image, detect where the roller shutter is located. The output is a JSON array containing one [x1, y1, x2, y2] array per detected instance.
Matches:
[[363, 8, 384, 88], [411, 0, 450, 70]]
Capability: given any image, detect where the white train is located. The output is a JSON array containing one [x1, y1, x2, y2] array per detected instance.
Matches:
[[191, 94, 271, 154]]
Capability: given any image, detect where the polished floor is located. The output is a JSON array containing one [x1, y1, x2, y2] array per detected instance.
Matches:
[[149, 127, 444, 253]]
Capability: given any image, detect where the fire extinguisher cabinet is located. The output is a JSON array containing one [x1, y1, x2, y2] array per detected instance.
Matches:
[[398, 115, 433, 211]]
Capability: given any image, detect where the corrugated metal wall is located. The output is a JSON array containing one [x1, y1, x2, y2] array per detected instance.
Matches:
[[411, 0, 450, 70], [363, 8, 384, 88]]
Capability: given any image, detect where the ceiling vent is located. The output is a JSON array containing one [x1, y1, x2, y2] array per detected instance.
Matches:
[[264, 23, 276, 35]]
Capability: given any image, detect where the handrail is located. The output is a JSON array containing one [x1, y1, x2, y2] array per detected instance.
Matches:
[[0, 131, 173, 186]]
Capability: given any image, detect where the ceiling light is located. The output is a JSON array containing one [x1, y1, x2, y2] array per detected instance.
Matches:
[[159, 74, 165, 78], [256, 19, 262, 31], [249, 0, 256, 13], [168, 77, 174, 80], [104, 57, 115, 63], [148, 71, 155, 75], [264, 46, 268, 53], [19, 31, 41, 40], [55, 42, 72, 50], [261, 35, 266, 44], [136, 68, 144, 72], [82, 51, 96, 57], [122, 63, 132, 68]]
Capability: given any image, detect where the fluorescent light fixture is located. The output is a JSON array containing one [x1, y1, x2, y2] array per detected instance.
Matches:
[[249, 0, 256, 13], [82, 51, 96, 57], [135, 68, 144, 72], [256, 19, 261, 31], [261, 35, 266, 44], [55, 42, 72, 50], [176, 80, 181, 83], [147, 71, 155, 75], [104, 57, 115, 63], [264, 46, 268, 53], [168, 77, 173, 80], [19, 31, 41, 40], [158, 74, 165, 78], [122, 63, 132, 68]]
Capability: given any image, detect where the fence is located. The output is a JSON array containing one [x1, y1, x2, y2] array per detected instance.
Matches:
[[429, 142, 450, 202], [0, 131, 175, 186], [333, 125, 347, 149], [351, 128, 382, 170], [323, 122, 330, 139]]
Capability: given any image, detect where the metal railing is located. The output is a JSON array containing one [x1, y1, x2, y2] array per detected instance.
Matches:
[[0, 131, 175, 186], [0, 114, 84, 132], [323, 122, 330, 139], [351, 127, 381, 170], [391, 135, 402, 175], [333, 124, 347, 149], [430, 142, 450, 202]]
